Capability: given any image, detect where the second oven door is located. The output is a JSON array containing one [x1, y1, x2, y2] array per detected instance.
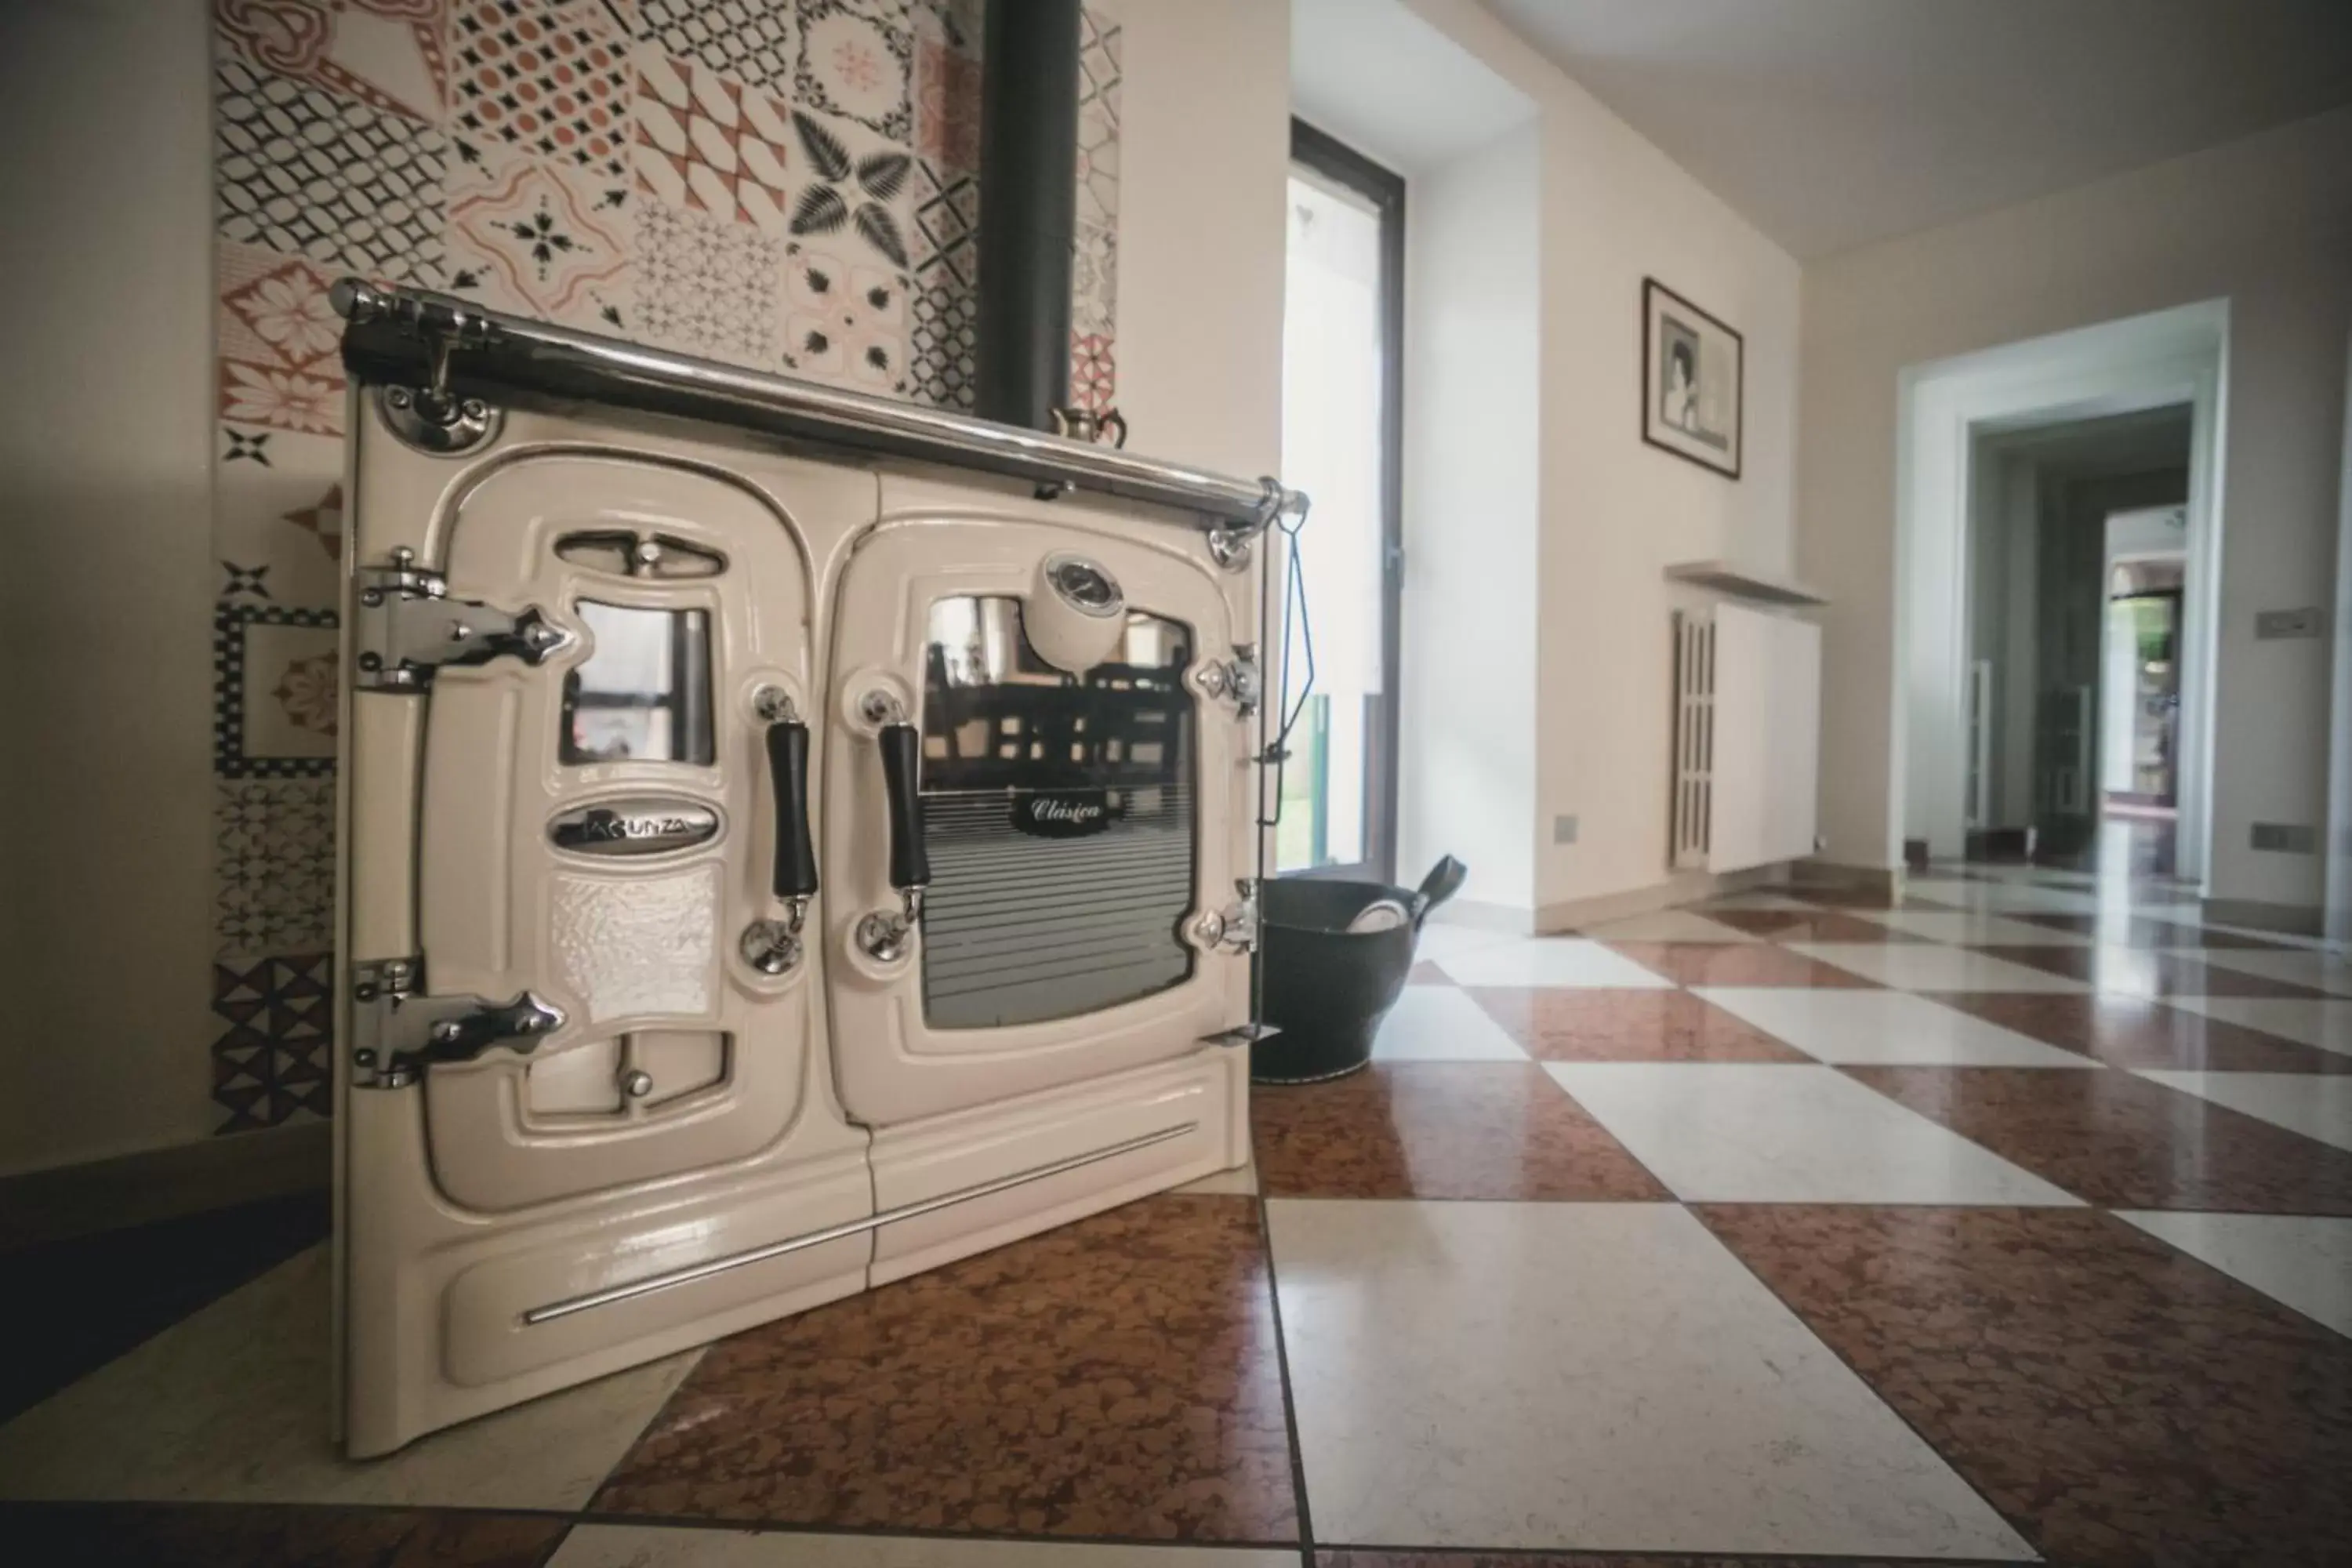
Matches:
[[822, 510, 1253, 1127]]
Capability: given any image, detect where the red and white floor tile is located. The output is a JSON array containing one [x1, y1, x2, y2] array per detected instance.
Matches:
[[5, 866, 2350, 1564]]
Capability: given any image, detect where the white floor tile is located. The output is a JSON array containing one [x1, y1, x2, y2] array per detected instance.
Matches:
[[2117, 1211, 2352, 1339], [1853, 910, 2092, 946], [1435, 938, 1678, 989], [1264, 1199, 2035, 1558], [1578, 909, 1762, 943], [2191, 948, 2352, 996], [1414, 920, 1523, 962], [1370, 985, 1529, 1062], [2160, 996, 2352, 1057], [552, 1526, 1296, 1566], [1544, 1062, 2082, 1205], [0, 1247, 697, 1508], [1692, 987, 2099, 1067], [1784, 942, 2090, 993], [1692, 891, 1818, 910], [2133, 1070, 2352, 1152]]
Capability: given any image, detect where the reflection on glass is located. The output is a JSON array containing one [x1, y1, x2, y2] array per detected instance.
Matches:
[[561, 601, 713, 764], [916, 594, 1197, 1030]]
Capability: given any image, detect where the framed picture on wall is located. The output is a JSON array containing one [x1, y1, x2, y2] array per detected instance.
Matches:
[[1642, 278, 1744, 478]]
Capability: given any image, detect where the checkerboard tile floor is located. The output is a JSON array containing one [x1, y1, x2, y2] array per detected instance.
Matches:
[[6, 868, 2351, 1565]]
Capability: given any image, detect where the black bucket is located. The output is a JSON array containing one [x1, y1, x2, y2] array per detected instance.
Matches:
[[1249, 856, 1468, 1083]]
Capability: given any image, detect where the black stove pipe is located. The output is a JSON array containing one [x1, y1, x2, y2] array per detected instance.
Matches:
[[974, 0, 1083, 432]]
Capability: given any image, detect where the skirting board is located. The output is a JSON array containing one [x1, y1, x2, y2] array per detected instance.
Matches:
[[2201, 897, 2325, 938], [1529, 864, 1798, 935], [0, 1121, 330, 1252]]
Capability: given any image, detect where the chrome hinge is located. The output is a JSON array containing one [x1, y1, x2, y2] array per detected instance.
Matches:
[[1185, 879, 1261, 956], [1193, 646, 1261, 718], [353, 547, 569, 691], [349, 956, 565, 1089]]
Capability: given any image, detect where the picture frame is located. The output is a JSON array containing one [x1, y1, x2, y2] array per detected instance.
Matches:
[[1642, 278, 1744, 479]]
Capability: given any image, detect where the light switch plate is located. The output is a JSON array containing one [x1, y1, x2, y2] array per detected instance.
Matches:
[[1553, 814, 1578, 844], [2255, 607, 2326, 640], [2252, 822, 2318, 854]]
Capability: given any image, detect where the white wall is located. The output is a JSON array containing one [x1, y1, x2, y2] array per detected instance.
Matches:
[[1397, 126, 1543, 912], [1800, 107, 2352, 908], [1116, 0, 1290, 482], [0, 0, 218, 1174], [1399, 0, 1805, 919]]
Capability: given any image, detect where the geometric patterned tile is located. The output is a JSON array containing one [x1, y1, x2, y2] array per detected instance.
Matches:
[[633, 45, 796, 233], [1699, 1204, 2352, 1567], [451, 0, 633, 178], [590, 1196, 1298, 1542], [210, 952, 335, 1133], [633, 195, 783, 365], [215, 56, 448, 285], [214, 0, 450, 125], [912, 32, 978, 172], [214, 779, 336, 960], [637, 0, 796, 95]]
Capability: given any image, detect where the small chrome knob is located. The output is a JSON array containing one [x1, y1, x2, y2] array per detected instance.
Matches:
[[620, 1069, 654, 1099]]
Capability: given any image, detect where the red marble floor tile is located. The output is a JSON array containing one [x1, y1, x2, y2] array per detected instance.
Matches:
[[1938, 993, 2352, 1073], [1250, 1062, 1668, 1200], [1698, 909, 1929, 942], [1844, 1065, 2352, 1212], [1405, 960, 1452, 985], [1468, 988, 1812, 1062], [2005, 911, 2293, 949], [1602, 941, 1887, 988], [1319, 1554, 1986, 1567], [0, 1503, 565, 1566], [592, 1194, 1298, 1543], [1699, 1205, 2352, 1566], [1969, 946, 2328, 996], [1787, 886, 1953, 910]]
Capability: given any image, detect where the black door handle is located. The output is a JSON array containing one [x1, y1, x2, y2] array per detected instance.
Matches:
[[877, 720, 931, 895], [766, 717, 818, 901]]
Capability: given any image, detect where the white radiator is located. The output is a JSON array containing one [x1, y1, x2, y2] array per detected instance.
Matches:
[[1671, 604, 1821, 873]]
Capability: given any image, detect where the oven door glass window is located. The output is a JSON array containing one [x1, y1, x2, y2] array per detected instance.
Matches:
[[561, 601, 715, 765], [919, 596, 1197, 1029]]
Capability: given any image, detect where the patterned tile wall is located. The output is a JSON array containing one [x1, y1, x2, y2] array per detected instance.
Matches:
[[204, 0, 1121, 1133]]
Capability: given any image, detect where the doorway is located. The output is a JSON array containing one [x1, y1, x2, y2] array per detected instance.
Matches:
[[1277, 119, 1403, 881]]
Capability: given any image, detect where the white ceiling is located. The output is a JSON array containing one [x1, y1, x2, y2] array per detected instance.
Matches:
[[1480, 0, 2352, 257], [1292, 0, 1534, 175]]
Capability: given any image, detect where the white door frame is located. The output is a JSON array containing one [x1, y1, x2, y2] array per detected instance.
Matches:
[[1893, 299, 2227, 884]]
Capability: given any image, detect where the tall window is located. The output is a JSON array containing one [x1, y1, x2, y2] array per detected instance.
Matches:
[[1278, 122, 1403, 880]]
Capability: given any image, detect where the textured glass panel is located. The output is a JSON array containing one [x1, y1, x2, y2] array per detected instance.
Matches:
[[550, 864, 719, 1022], [561, 601, 714, 764], [919, 595, 1196, 1029]]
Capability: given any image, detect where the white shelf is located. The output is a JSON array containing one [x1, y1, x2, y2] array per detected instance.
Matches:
[[1664, 558, 1828, 607]]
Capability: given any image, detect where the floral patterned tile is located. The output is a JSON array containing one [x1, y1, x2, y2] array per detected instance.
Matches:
[[780, 239, 906, 391], [214, 0, 451, 125], [216, 241, 346, 437], [447, 139, 633, 329], [1700, 1204, 2352, 1566], [796, 0, 913, 144]]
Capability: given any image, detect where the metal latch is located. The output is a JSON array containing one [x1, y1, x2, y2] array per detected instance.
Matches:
[[1185, 879, 1261, 955], [354, 546, 569, 691], [350, 956, 566, 1089], [1193, 646, 1261, 717]]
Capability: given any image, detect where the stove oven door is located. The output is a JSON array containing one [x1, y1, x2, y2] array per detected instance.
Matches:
[[822, 499, 1254, 1129], [339, 444, 874, 1457]]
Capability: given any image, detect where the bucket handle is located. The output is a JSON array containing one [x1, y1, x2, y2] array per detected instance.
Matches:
[[1407, 856, 1468, 928]]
